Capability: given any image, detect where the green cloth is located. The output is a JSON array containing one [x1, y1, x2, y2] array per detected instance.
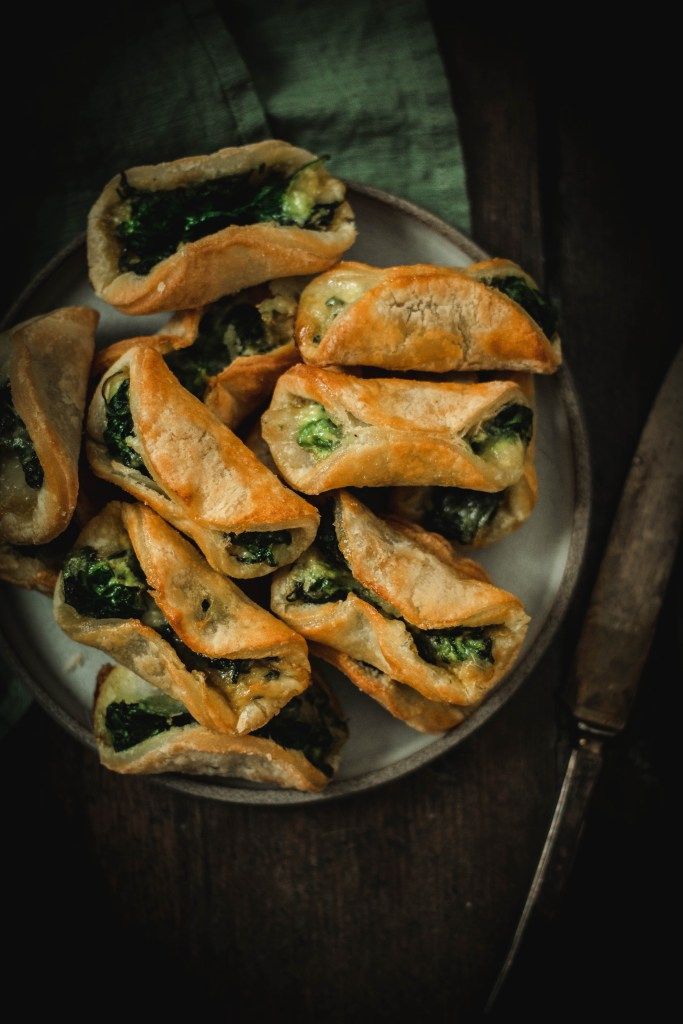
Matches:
[[4, 0, 469, 731], [17, 0, 469, 286]]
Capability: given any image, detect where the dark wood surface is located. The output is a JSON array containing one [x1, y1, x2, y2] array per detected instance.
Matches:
[[2, 19, 678, 1020]]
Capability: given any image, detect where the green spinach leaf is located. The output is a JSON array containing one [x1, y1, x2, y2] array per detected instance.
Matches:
[[226, 529, 292, 568], [484, 274, 558, 338], [102, 376, 150, 476], [0, 379, 44, 489], [105, 699, 195, 752], [424, 487, 505, 545], [62, 546, 148, 619]]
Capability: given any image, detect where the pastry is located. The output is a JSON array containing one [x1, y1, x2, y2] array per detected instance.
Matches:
[[271, 492, 529, 707], [93, 278, 304, 430], [94, 664, 347, 791], [87, 345, 319, 577], [54, 501, 311, 735], [295, 260, 560, 372], [0, 307, 97, 544], [261, 365, 534, 494], [391, 374, 538, 547], [88, 140, 356, 315]]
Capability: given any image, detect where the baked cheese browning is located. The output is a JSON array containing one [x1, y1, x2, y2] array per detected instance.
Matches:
[[0, 379, 43, 490], [165, 280, 300, 401], [115, 158, 345, 277], [94, 666, 347, 787], [102, 372, 150, 477]]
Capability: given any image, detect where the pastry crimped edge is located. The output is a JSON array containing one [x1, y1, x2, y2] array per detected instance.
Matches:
[[0, 307, 98, 544], [94, 664, 342, 792], [87, 140, 356, 315], [295, 260, 560, 373], [311, 643, 466, 733], [271, 492, 529, 707], [261, 364, 533, 494], [86, 345, 319, 577], [390, 373, 539, 548], [54, 501, 311, 735]]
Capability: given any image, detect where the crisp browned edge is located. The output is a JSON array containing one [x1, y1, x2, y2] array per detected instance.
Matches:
[[0, 182, 592, 807]]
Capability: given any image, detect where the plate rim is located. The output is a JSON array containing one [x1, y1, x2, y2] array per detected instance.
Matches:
[[0, 181, 592, 806]]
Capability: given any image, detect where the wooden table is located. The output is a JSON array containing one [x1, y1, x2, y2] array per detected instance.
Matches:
[[2, 19, 676, 1019]]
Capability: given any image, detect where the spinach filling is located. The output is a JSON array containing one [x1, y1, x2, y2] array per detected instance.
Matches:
[[468, 403, 533, 457], [105, 696, 195, 752], [116, 159, 341, 276], [102, 375, 150, 477], [0, 379, 44, 489], [423, 487, 505, 545], [286, 511, 497, 667], [254, 685, 347, 777], [483, 274, 558, 338], [297, 403, 342, 457], [413, 626, 494, 667], [62, 547, 280, 683], [226, 529, 292, 568], [165, 300, 274, 399], [62, 546, 148, 619]]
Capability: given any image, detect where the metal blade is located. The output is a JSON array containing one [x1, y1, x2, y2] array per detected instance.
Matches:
[[571, 345, 683, 732]]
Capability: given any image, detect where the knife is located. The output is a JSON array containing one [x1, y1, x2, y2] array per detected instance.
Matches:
[[486, 345, 683, 1011]]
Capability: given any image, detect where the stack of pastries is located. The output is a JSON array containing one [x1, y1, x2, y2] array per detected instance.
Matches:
[[0, 140, 561, 792]]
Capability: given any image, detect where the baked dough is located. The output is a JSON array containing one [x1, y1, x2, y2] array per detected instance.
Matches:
[[54, 501, 311, 735], [1, 307, 97, 544], [295, 260, 560, 372], [93, 664, 347, 791], [87, 345, 319, 577], [390, 374, 538, 547], [311, 644, 466, 733], [93, 278, 303, 430], [261, 365, 534, 494], [272, 492, 528, 706], [88, 140, 356, 315]]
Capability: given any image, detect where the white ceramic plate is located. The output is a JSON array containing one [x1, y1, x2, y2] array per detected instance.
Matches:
[[0, 184, 591, 804]]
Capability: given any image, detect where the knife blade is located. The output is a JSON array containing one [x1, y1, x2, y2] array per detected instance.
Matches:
[[486, 345, 683, 1012]]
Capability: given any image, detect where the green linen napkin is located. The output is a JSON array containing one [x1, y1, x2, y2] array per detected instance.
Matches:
[[3, 0, 470, 731]]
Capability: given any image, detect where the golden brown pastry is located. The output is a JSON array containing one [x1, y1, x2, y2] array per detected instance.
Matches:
[[0, 541, 61, 595], [271, 492, 529, 707], [390, 374, 538, 547], [295, 260, 560, 372], [54, 502, 311, 735], [261, 365, 534, 494], [93, 278, 304, 430], [88, 140, 356, 315], [1, 307, 98, 545], [93, 664, 347, 791], [311, 644, 466, 733], [86, 345, 319, 577]]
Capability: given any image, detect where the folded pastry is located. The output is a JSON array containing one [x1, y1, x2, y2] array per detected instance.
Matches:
[[1, 307, 98, 544], [391, 374, 538, 547], [295, 260, 560, 372], [93, 278, 304, 430], [54, 501, 311, 735], [261, 365, 534, 494], [311, 644, 466, 734], [87, 345, 319, 577], [88, 140, 356, 315], [93, 664, 347, 791], [271, 492, 529, 707]]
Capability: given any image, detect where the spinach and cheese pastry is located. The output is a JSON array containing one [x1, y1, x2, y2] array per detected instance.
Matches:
[[93, 278, 304, 430], [0, 307, 98, 545], [94, 664, 347, 791], [87, 345, 319, 578], [88, 140, 356, 315], [271, 492, 529, 707], [261, 365, 534, 494], [295, 260, 560, 373], [0, 540, 63, 595], [311, 644, 466, 734], [391, 374, 538, 547], [55, 502, 311, 735]]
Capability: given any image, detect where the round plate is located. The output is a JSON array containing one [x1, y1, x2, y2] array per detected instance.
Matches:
[[0, 184, 591, 804]]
